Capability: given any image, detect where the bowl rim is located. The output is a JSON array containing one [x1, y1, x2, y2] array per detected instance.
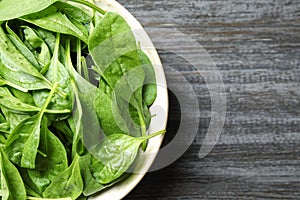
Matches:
[[89, 1, 169, 200]]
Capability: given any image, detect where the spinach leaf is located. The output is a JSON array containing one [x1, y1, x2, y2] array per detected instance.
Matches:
[[79, 154, 130, 196], [51, 120, 74, 143], [65, 0, 106, 15], [90, 130, 165, 184], [0, 87, 70, 114], [0, 76, 28, 93], [22, 26, 51, 68], [0, 123, 10, 137], [35, 28, 56, 54], [54, 2, 91, 23], [68, 18, 89, 43], [65, 39, 101, 157], [0, 0, 58, 21], [20, 167, 43, 197], [126, 102, 150, 137], [0, 148, 27, 200], [138, 50, 157, 106], [9, 87, 35, 106], [0, 27, 53, 91], [21, 6, 89, 43], [33, 33, 73, 112], [89, 12, 148, 143], [0, 2, 159, 197], [43, 155, 83, 200], [94, 80, 129, 136], [5, 83, 58, 169], [79, 154, 105, 196], [0, 134, 7, 145], [5, 23, 41, 70], [0, 111, 6, 123], [88, 12, 138, 69], [1, 107, 31, 131], [27, 118, 68, 193]]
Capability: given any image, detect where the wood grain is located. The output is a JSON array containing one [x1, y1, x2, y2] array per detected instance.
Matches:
[[116, 0, 300, 199]]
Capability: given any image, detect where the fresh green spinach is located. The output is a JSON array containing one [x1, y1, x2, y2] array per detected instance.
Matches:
[[5, 83, 58, 168], [33, 33, 73, 112], [27, 118, 68, 194], [91, 130, 165, 184], [43, 155, 83, 200], [0, 0, 58, 21], [138, 50, 157, 106], [21, 6, 89, 44], [22, 26, 51, 68], [0, 147, 27, 200], [0, 1, 162, 199], [6, 23, 41, 70], [0, 27, 53, 91], [0, 87, 70, 114]]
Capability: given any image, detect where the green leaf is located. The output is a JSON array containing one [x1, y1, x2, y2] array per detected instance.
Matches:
[[0, 111, 6, 123], [0, 27, 52, 91], [20, 168, 43, 197], [35, 28, 56, 54], [21, 6, 89, 43], [0, 0, 105, 21], [27, 118, 68, 193], [79, 154, 105, 196], [33, 33, 73, 113], [5, 83, 58, 169], [0, 0, 58, 21], [5, 23, 41, 70], [1, 107, 31, 131], [9, 87, 35, 105], [0, 86, 37, 112], [54, 2, 92, 23], [65, 39, 101, 157], [0, 76, 28, 93], [51, 120, 74, 143], [0, 123, 10, 137], [89, 12, 148, 146], [0, 87, 70, 114], [79, 154, 130, 196], [43, 155, 83, 200], [94, 80, 129, 136], [0, 148, 27, 200], [138, 50, 157, 106], [22, 26, 51, 68], [90, 130, 165, 184]]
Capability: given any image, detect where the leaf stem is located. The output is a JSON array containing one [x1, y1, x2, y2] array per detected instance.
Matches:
[[81, 56, 90, 81], [65, 39, 73, 74], [37, 150, 47, 158], [76, 39, 82, 75], [138, 109, 147, 150], [38, 82, 59, 119], [138, 111, 147, 136], [45, 109, 71, 114], [140, 130, 166, 141], [0, 79, 28, 92]]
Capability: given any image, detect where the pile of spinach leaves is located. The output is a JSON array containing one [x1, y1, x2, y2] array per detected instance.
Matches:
[[0, 0, 163, 199]]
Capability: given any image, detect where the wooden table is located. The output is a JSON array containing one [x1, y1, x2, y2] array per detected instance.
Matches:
[[118, 0, 300, 199]]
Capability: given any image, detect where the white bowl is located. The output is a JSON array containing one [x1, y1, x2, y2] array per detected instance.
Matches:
[[89, 1, 169, 199]]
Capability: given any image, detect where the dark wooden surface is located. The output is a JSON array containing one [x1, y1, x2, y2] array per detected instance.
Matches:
[[117, 0, 300, 199]]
